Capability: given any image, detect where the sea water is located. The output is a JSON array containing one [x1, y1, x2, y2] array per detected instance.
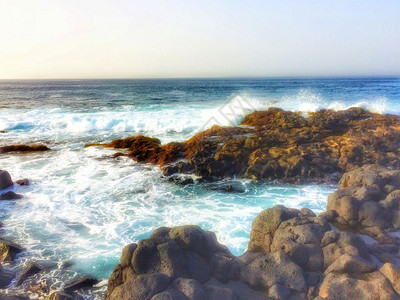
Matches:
[[0, 78, 399, 294]]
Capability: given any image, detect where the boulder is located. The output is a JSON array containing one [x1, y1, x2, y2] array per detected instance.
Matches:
[[327, 165, 400, 230], [0, 170, 13, 190], [0, 191, 23, 200]]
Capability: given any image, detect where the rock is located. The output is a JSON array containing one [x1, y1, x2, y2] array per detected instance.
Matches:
[[0, 170, 13, 190], [15, 179, 30, 186], [318, 271, 398, 299], [63, 276, 98, 293], [0, 191, 23, 200], [0, 144, 51, 154], [328, 165, 400, 230], [238, 251, 307, 292], [0, 239, 23, 262], [45, 291, 77, 300], [120, 243, 137, 268], [106, 162, 400, 300], [16, 262, 43, 286], [106, 225, 233, 299], [102, 108, 400, 184], [0, 263, 14, 288], [108, 274, 171, 300], [380, 263, 400, 294], [248, 205, 299, 252]]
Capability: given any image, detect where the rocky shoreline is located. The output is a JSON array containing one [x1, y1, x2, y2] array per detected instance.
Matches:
[[102, 107, 400, 184], [105, 164, 400, 300], [2, 108, 400, 299]]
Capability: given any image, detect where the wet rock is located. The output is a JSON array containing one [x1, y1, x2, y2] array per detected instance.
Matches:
[[16, 262, 43, 286], [0, 191, 23, 200], [0, 170, 13, 190], [0, 239, 23, 262], [106, 163, 400, 300], [62, 276, 98, 293], [102, 108, 400, 183], [0, 263, 14, 288], [15, 179, 30, 186], [0, 144, 50, 154], [45, 291, 77, 300]]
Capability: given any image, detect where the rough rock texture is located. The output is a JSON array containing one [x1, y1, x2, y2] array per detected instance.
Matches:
[[326, 164, 400, 230], [0, 144, 51, 154], [0, 239, 23, 263], [107, 197, 400, 299], [104, 108, 400, 183], [0, 169, 13, 190]]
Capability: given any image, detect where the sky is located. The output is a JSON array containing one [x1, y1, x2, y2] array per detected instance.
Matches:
[[0, 0, 399, 79]]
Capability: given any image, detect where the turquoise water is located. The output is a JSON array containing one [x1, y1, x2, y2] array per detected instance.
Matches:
[[0, 78, 398, 290]]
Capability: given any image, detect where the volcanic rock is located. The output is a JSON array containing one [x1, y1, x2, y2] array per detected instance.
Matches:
[[106, 108, 400, 184], [0, 144, 50, 154]]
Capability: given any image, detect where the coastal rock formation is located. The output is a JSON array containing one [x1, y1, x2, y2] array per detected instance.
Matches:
[[0, 144, 51, 154], [106, 204, 400, 299], [326, 164, 400, 230], [106, 108, 400, 183], [0, 170, 13, 190], [106, 165, 400, 299]]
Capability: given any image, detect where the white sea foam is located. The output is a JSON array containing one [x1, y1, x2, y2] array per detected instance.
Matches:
[[0, 147, 334, 285]]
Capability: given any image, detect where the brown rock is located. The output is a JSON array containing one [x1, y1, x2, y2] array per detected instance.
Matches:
[[0, 239, 23, 262], [0, 144, 50, 154]]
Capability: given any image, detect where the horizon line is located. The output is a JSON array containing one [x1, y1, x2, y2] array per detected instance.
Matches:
[[0, 75, 400, 81]]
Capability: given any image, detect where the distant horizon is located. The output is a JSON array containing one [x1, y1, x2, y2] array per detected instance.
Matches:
[[1, 74, 400, 81]]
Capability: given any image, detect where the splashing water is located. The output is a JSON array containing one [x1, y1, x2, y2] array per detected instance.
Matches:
[[0, 77, 399, 297]]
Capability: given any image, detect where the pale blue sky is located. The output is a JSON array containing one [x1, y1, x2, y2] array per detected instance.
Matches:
[[0, 0, 399, 78]]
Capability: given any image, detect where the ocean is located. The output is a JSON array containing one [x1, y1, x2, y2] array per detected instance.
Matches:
[[0, 77, 399, 294]]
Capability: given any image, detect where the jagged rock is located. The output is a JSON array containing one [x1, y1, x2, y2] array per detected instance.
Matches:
[[0, 170, 13, 190], [0, 263, 14, 288], [327, 165, 400, 230], [16, 262, 43, 286], [105, 108, 400, 184], [0, 144, 51, 154], [62, 276, 98, 293], [0, 239, 23, 262]]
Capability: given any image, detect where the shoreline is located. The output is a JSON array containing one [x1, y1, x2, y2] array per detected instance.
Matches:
[[2, 107, 400, 298]]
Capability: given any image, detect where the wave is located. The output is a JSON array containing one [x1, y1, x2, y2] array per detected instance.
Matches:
[[0, 92, 395, 147]]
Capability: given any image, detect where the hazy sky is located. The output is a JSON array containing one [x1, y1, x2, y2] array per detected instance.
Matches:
[[0, 0, 399, 79]]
